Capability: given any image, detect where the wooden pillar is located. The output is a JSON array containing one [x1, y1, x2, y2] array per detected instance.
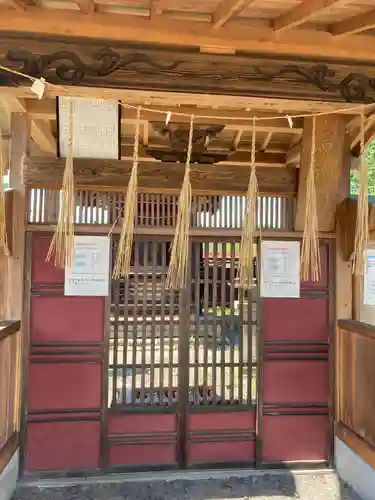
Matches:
[[295, 115, 349, 232], [296, 116, 352, 427], [0, 113, 29, 436], [7, 113, 29, 320]]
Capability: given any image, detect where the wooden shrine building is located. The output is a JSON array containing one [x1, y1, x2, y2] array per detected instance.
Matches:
[[1, 0, 375, 488]]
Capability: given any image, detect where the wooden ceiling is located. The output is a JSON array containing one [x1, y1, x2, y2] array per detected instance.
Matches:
[[0, 97, 302, 167], [1, 1, 375, 62], [0, 95, 368, 170]]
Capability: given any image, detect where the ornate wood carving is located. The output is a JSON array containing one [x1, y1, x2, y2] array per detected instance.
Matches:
[[148, 123, 227, 163], [1, 37, 375, 103], [24, 157, 297, 195]]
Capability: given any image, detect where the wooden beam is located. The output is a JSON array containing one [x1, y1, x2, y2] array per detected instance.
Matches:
[[212, 0, 247, 29], [330, 8, 375, 36], [30, 120, 56, 155], [295, 115, 349, 232], [4, 87, 358, 115], [273, 0, 351, 32], [2, 9, 375, 62], [75, 0, 96, 14], [24, 156, 297, 194]]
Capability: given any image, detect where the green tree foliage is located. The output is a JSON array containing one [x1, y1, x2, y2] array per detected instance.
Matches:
[[350, 141, 375, 195]]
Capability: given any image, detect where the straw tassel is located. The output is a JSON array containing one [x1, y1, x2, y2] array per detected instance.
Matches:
[[238, 117, 259, 289], [113, 106, 141, 279], [46, 98, 75, 268], [166, 115, 194, 290], [0, 130, 8, 256], [301, 116, 321, 282], [353, 110, 369, 275]]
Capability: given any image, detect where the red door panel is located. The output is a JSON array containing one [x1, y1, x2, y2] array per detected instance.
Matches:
[[260, 244, 331, 465], [264, 298, 329, 342], [28, 362, 102, 411], [262, 415, 329, 462], [30, 295, 105, 344], [25, 235, 105, 473], [26, 420, 101, 471], [263, 360, 329, 405]]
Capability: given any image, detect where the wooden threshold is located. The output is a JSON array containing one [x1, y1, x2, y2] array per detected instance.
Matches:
[[336, 422, 375, 470], [0, 432, 19, 475]]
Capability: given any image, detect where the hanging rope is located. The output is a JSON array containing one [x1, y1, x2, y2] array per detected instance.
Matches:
[[113, 106, 141, 279], [46, 98, 75, 268], [0, 130, 8, 256], [166, 115, 194, 290], [353, 110, 369, 275], [301, 116, 321, 282], [238, 117, 259, 289]]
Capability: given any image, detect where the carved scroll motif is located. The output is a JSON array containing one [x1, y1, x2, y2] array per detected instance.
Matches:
[[2, 48, 375, 103]]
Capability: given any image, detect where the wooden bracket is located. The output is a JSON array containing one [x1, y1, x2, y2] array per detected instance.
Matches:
[[336, 197, 375, 261]]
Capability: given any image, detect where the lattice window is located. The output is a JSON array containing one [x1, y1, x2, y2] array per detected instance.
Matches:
[[27, 188, 294, 231], [109, 237, 257, 409], [188, 240, 256, 407], [109, 239, 180, 408]]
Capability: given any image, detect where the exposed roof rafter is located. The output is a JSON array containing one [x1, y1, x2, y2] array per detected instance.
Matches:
[[212, 0, 248, 29], [2, 8, 375, 62], [330, 7, 375, 36], [273, 0, 351, 32], [30, 120, 57, 155], [4, 0, 36, 10]]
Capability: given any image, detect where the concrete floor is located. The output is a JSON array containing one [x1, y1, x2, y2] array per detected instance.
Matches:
[[14, 471, 362, 500]]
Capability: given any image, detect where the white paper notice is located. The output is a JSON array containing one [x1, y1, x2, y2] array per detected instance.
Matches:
[[364, 249, 375, 305], [65, 236, 110, 296], [260, 240, 300, 298]]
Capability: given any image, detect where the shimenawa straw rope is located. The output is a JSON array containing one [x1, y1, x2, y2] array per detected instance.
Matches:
[[353, 110, 369, 276], [238, 117, 259, 289], [0, 62, 371, 280], [301, 116, 321, 282], [46, 98, 75, 268], [166, 115, 194, 290], [0, 130, 8, 255], [113, 106, 141, 279]]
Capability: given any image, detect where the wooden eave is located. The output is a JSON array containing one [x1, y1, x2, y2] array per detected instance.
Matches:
[[1, 1, 375, 62]]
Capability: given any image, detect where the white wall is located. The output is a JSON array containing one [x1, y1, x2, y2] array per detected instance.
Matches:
[[0, 449, 19, 500], [335, 437, 375, 500]]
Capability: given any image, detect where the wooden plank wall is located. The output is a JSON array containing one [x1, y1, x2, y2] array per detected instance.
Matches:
[[336, 320, 375, 469], [0, 322, 21, 475]]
